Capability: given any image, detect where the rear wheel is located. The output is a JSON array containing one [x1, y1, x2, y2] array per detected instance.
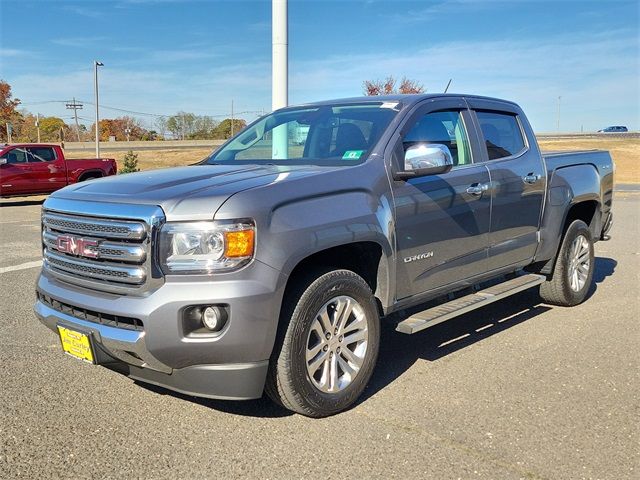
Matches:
[[539, 220, 594, 306], [266, 269, 380, 417]]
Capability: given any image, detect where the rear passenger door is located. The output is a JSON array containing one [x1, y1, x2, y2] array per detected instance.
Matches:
[[391, 99, 491, 299], [26, 146, 67, 193], [466, 99, 546, 270]]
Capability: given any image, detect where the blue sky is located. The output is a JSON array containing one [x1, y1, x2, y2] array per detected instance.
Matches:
[[1, 0, 638, 132]]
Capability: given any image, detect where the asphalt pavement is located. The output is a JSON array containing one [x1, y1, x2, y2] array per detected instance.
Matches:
[[0, 194, 638, 479]]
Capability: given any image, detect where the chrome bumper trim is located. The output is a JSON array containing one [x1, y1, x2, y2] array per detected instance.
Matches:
[[35, 300, 171, 374]]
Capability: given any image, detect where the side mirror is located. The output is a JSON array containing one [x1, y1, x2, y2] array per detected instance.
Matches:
[[0, 158, 7, 166], [395, 143, 454, 180]]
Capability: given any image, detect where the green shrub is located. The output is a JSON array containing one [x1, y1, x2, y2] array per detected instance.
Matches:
[[120, 150, 140, 174]]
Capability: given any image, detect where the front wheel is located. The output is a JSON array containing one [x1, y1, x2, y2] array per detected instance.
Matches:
[[266, 269, 380, 417], [539, 219, 594, 306]]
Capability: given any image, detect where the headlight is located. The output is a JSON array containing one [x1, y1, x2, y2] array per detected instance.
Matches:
[[159, 221, 255, 274]]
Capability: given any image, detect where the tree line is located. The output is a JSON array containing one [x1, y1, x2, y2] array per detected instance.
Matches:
[[0, 80, 246, 143], [1, 75, 425, 144]]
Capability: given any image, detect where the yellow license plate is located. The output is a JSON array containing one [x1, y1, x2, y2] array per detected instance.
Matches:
[[57, 326, 95, 364]]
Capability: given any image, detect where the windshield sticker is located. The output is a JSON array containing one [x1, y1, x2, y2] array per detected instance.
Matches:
[[380, 102, 399, 110], [342, 150, 365, 160]]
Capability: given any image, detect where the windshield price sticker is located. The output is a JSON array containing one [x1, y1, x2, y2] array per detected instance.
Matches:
[[342, 150, 365, 160]]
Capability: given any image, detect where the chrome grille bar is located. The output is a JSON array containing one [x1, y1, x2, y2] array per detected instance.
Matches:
[[44, 250, 146, 285], [43, 231, 147, 263], [43, 212, 146, 240]]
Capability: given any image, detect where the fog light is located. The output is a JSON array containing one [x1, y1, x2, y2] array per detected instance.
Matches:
[[202, 306, 223, 331]]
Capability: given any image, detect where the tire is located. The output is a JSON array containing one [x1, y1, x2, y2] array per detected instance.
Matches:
[[265, 269, 380, 417], [539, 219, 594, 306]]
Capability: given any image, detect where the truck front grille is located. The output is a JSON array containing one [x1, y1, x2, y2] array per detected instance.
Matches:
[[42, 209, 162, 294]]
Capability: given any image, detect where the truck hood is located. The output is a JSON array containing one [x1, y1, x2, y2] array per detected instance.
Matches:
[[53, 164, 335, 221]]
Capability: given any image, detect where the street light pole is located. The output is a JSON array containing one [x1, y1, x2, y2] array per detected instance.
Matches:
[[272, 0, 288, 159], [94, 61, 104, 158], [556, 95, 561, 133]]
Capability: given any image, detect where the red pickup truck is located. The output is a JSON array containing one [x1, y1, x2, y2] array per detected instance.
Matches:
[[0, 144, 117, 198]]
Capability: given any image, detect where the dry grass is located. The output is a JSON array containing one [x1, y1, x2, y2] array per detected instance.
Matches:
[[66, 137, 639, 183], [66, 148, 213, 171], [538, 137, 639, 184]]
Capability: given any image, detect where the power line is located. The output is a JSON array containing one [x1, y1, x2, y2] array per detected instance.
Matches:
[[21, 99, 265, 120]]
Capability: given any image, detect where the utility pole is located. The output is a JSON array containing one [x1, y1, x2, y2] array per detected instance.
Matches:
[[36, 114, 41, 143], [556, 95, 561, 133], [231, 100, 234, 137], [272, 0, 288, 159], [66, 97, 83, 142], [94, 60, 104, 158], [6, 123, 12, 143]]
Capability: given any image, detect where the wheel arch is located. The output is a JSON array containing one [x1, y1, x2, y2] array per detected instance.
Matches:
[[533, 163, 603, 275], [77, 170, 104, 182], [282, 241, 392, 317]]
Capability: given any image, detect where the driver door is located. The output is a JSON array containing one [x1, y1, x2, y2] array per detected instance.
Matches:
[[390, 99, 491, 300]]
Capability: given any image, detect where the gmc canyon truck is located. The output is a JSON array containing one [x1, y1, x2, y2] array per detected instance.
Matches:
[[34, 95, 614, 417], [0, 144, 117, 197]]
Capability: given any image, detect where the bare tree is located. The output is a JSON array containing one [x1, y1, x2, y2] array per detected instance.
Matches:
[[363, 76, 424, 95], [154, 116, 168, 140]]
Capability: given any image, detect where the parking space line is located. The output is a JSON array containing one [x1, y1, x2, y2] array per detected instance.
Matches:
[[0, 260, 42, 273]]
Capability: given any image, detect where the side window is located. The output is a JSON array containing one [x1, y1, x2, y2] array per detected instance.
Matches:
[[476, 111, 526, 161], [403, 110, 472, 167], [4, 148, 29, 164], [27, 147, 57, 162]]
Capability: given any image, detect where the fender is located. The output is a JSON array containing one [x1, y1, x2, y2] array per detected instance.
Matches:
[[267, 189, 394, 306], [535, 163, 601, 267], [215, 169, 396, 309]]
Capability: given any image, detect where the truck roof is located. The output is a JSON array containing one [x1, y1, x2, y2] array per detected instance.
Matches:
[[3, 143, 61, 149], [294, 93, 520, 109]]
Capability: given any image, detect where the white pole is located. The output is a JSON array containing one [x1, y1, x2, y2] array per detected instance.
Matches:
[[36, 113, 41, 143], [272, 0, 288, 159], [94, 61, 103, 158]]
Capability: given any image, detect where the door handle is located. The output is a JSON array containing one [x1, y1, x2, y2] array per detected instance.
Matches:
[[466, 183, 489, 196], [523, 173, 541, 184]]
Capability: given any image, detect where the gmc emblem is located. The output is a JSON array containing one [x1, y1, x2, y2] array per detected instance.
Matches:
[[56, 235, 99, 259]]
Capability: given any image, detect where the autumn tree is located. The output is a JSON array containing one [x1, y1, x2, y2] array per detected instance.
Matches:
[[94, 116, 149, 141], [191, 115, 219, 139], [363, 76, 425, 95], [14, 111, 38, 142], [212, 118, 247, 140], [0, 80, 22, 142], [167, 112, 196, 140], [38, 117, 67, 142]]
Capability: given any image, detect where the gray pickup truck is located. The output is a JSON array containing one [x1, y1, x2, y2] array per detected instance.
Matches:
[[35, 94, 614, 417]]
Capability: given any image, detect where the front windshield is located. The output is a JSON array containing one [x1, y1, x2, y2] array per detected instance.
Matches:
[[207, 101, 400, 166]]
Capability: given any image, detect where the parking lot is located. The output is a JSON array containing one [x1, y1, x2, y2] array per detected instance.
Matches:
[[1, 194, 638, 479]]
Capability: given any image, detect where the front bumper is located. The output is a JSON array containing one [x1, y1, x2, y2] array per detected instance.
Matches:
[[34, 259, 287, 400]]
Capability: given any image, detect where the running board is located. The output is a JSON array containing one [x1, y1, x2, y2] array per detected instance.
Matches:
[[395, 274, 546, 335]]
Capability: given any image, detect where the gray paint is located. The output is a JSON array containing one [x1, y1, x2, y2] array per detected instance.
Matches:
[[34, 94, 614, 400]]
